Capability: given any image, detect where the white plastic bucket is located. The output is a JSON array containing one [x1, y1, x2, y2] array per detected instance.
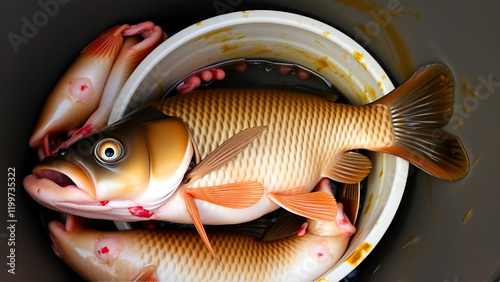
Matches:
[[110, 10, 409, 280]]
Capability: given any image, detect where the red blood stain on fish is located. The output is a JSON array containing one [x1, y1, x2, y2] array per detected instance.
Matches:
[[69, 77, 93, 102], [97, 246, 109, 255], [340, 219, 347, 225], [99, 201, 109, 206], [309, 241, 330, 263], [128, 206, 154, 218], [73, 124, 93, 138], [94, 236, 123, 263]]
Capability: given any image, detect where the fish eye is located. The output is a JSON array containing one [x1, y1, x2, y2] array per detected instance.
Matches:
[[94, 138, 124, 164]]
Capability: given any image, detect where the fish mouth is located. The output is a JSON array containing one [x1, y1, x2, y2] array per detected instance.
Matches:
[[48, 214, 92, 259], [34, 158, 96, 199], [35, 168, 79, 188], [24, 158, 97, 211]]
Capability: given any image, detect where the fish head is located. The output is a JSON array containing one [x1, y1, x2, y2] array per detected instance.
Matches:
[[24, 107, 194, 220], [48, 214, 148, 281]]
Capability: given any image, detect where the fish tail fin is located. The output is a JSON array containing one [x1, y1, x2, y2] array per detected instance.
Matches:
[[81, 24, 129, 59], [374, 64, 469, 180]]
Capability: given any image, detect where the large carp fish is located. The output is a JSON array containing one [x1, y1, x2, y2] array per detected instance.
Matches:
[[48, 179, 356, 281], [24, 63, 469, 259]]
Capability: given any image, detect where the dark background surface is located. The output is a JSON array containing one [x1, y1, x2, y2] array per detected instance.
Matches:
[[1, 0, 499, 281]]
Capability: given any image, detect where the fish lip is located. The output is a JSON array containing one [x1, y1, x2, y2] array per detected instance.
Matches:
[[33, 158, 96, 200], [48, 220, 65, 258], [24, 158, 98, 212], [47, 214, 82, 259], [23, 174, 95, 213]]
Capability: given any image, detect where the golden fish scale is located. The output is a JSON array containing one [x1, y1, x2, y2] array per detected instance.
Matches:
[[131, 229, 313, 281], [154, 88, 392, 192]]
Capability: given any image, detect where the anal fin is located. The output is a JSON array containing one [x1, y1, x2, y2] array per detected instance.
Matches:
[[322, 151, 372, 183], [184, 181, 264, 209], [268, 192, 337, 221]]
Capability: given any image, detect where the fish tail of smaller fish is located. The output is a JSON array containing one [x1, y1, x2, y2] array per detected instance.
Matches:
[[373, 64, 469, 180], [80, 24, 130, 59]]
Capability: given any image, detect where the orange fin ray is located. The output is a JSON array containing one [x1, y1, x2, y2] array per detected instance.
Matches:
[[133, 265, 158, 282], [184, 181, 264, 209], [260, 212, 305, 242], [268, 191, 337, 221], [81, 24, 129, 59], [183, 125, 267, 184], [322, 151, 372, 183], [182, 191, 219, 263]]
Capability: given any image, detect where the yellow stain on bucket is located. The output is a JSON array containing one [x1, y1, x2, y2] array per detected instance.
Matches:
[[365, 86, 377, 101], [322, 31, 330, 37], [354, 51, 368, 71], [356, 86, 376, 104], [353, 51, 363, 61], [220, 43, 240, 53], [363, 194, 374, 215], [353, 226, 364, 240], [241, 10, 255, 18], [194, 27, 234, 43], [377, 81, 384, 93], [345, 242, 372, 266], [219, 43, 273, 57], [314, 39, 325, 47], [314, 56, 331, 72]]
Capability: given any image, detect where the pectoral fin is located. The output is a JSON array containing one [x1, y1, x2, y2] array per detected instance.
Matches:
[[322, 151, 372, 183], [268, 191, 337, 221], [183, 126, 267, 184], [184, 181, 264, 209], [182, 191, 219, 263]]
